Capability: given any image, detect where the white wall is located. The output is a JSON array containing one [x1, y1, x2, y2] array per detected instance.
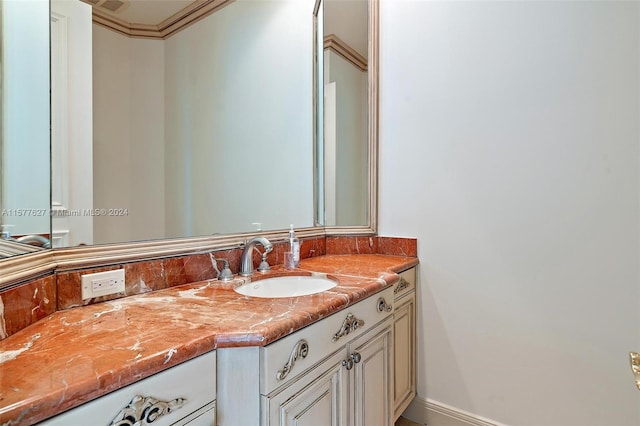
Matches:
[[93, 25, 165, 243], [379, 1, 640, 425], [324, 50, 368, 226], [1, 0, 50, 236], [164, 0, 314, 236]]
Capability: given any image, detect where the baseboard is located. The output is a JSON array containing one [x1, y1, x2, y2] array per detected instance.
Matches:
[[401, 396, 504, 426]]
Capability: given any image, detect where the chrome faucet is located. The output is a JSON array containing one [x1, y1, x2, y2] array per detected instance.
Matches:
[[239, 236, 273, 276]]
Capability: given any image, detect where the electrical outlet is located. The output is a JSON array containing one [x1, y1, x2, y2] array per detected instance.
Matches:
[[81, 269, 125, 300]]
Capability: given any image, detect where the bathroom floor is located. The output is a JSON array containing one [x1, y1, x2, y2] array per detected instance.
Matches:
[[395, 416, 424, 426]]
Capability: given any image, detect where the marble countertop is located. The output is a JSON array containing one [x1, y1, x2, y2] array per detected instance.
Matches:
[[0, 254, 418, 425]]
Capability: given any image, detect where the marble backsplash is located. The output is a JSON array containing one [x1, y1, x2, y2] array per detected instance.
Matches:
[[0, 236, 416, 339]]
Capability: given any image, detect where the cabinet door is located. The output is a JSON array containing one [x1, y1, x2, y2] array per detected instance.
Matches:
[[393, 291, 416, 420], [264, 350, 347, 426], [349, 318, 393, 426]]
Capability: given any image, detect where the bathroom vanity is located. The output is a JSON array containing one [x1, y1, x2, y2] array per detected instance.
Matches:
[[218, 285, 395, 426], [0, 255, 417, 426]]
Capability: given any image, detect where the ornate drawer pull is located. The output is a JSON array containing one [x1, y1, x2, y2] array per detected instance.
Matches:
[[110, 395, 186, 426], [377, 297, 392, 313], [276, 339, 309, 381], [332, 313, 365, 342], [394, 277, 410, 294]]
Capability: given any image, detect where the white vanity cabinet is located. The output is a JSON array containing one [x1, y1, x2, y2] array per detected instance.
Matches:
[[216, 286, 395, 426], [40, 351, 217, 426], [263, 317, 393, 426], [393, 267, 417, 420]]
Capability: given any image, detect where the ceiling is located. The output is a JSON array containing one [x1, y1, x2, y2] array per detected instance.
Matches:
[[83, 0, 368, 52], [324, 0, 368, 59]]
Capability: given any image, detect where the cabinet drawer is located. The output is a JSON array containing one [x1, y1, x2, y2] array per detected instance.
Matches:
[[41, 351, 217, 426], [394, 268, 416, 299], [260, 286, 394, 394]]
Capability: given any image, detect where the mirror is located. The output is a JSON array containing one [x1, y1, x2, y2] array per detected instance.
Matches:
[[313, 0, 324, 226], [49, 0, 315, 247], [322, 0, 370, 227], [0, 0, 51, 258], [0, 0, 378, 269]]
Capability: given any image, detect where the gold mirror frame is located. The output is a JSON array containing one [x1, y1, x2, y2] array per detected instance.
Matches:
[[0, 0, 378, 288]]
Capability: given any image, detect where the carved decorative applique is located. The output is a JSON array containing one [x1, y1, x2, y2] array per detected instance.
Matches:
[[394, 277, 410, 294], [277, 339, 309, 380], [110, 395, 186, 426], [332, 313, 365, 342]]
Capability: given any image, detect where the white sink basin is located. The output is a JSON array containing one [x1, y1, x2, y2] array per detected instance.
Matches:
[[234, 275, 337, 298]]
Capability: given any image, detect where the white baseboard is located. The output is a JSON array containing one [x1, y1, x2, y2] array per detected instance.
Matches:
[[401, 396, 504, 426]]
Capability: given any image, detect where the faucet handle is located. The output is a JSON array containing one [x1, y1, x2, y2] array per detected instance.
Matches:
[[218, 261, 234, 281], [257, 252, 271, 273], [210, 254, 234, 281]]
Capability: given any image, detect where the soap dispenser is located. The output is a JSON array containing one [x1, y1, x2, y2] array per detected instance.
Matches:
[[289, 224, 300, 266]]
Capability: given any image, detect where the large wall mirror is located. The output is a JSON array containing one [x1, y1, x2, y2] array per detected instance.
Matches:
[[322, 0, 372, 228], [0, 0, 51, 259], [0, 0, 378, 280], [50, 0, 315, 247]]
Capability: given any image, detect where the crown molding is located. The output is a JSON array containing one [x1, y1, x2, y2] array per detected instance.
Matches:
[[90, 0, 235, 40], [324, 34, 368, 72]]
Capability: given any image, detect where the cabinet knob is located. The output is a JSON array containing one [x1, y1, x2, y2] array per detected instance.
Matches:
[[342, 358, 354, 370], [377, 297, 392, 313], [350, 352, 362, 364]]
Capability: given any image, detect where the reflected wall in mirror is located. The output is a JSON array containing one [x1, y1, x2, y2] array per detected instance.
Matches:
[[322, 0, 369, 227], [50, 0, 315, 247], [313, 0, 324, 227], [0, 0, 51, 257]]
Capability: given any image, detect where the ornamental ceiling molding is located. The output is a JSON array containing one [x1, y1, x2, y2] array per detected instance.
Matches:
[[87, 0, 235, 40], [324, 34, 368, 72]]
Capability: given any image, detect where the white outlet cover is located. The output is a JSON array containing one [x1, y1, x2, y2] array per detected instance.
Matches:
[[81, 269, 125, 300]]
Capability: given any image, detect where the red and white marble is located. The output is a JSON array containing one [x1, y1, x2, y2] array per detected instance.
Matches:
[[0, 275, 56, 339], [0, 253, 418, 425]]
